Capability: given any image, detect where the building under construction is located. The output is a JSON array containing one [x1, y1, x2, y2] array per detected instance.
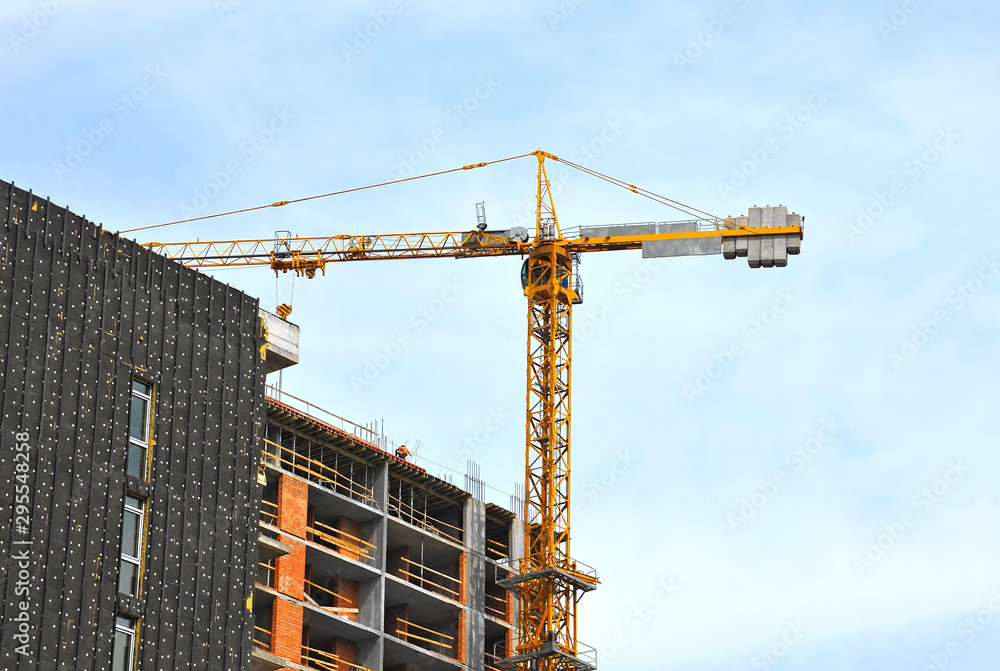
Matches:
[[0, 179, 521, 671]]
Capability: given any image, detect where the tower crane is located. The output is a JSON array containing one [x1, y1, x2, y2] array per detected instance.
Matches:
[[144, 150, 804, 670]]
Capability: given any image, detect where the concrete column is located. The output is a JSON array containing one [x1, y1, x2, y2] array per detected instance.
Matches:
[[508, 515, 524, 655], [464, 497, 487, 671], [368, 461, 391, 670]]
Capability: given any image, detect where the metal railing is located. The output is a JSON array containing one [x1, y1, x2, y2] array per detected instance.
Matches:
[[263, 438, 377, 507], [301, 644, 374, 671], [266, 385, 381, 445], [394, 618, 454, 653], [396, 556, 461, 601], [484, 591, 507, 620], [252, 625, 272, 651], [308, 519, 376, 563], [257, 560, 275, 588], [387, 492, 463, 544]]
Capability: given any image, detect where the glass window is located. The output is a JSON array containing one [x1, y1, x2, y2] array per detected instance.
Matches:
[[128, 395, 148, 442], [127, 443, 145, 480], [112, 616, 136, 671], [119, 496, 144, 597], [127, 380, 152, 480]]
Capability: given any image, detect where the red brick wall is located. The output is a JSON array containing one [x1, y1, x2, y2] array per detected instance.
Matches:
[[456, 610, 466, 662], [336, 516, 362, 560], [277, 475, 309, 539], [459, 552, 468, 605], [335, 577, 359, 622], [331, 636, 356, 671], [271, 598, 303, 663], [275, 535, 306, 599]]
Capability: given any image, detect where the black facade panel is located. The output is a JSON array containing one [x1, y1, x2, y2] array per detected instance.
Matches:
[[0, 180, 265, 671]]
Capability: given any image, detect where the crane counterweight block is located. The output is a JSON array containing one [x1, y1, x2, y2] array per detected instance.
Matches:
[[722, 205, 803, 268]]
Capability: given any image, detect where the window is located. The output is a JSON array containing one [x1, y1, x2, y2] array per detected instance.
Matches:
[[119, 495, 145, 597], [112, 615, 137, 671], [128, 380, 152, 480]]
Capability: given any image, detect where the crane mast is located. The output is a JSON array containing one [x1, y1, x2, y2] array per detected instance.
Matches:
[[498, 154, 597, 669], [142, 150, 804, 670]]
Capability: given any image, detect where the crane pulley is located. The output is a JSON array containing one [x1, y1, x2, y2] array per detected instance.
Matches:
[[143, 150, 803, 670]]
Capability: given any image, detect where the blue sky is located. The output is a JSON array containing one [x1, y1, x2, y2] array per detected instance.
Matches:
[[3, 1, 999, 669]]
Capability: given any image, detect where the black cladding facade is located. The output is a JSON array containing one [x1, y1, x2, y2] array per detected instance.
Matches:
[[0, 180, 266, 670]]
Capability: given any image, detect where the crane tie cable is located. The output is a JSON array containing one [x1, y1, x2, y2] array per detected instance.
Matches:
[[548, 155, 746, 230], [119, 153, 532, 235]]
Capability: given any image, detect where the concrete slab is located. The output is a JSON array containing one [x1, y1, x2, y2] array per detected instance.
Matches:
[[257, 533, 292, 562], [259, 308, 300, 373]]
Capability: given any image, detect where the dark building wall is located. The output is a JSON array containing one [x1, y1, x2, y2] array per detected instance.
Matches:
[[0, 180, 265, 670]]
